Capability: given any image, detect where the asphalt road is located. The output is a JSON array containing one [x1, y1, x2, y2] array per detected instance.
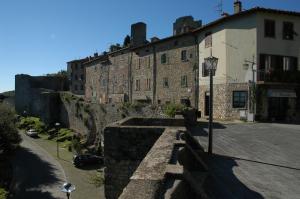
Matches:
[[192, 122, 300, 199], [10, 133, 67, 199]]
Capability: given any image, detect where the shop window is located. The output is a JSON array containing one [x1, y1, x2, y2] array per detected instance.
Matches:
[[233, 91, 247, 108]]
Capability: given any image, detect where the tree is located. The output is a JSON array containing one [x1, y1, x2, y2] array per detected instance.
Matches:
[[123, 35, 131, 47], [46, 70, 68, 78], [0, 105, 21, 156]]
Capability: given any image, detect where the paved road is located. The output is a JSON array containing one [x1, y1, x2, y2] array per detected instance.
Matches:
[[10, 133, 67, 199], [191, 122, 300, 199]]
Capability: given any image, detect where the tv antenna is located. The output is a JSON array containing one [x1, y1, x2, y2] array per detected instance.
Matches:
[[215, 0, 223, 16]]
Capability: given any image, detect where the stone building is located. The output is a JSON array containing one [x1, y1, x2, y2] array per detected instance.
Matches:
[[84, 55, 109, 103], [67, 57, 89, 95], [84, 18, 200, 107], [196, 1, 300, 121]]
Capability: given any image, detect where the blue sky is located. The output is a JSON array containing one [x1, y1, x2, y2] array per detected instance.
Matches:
[[0, 0, 299, 92]]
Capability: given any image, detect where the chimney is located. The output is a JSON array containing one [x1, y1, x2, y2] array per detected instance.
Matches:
[[234, 0, 242, 14]]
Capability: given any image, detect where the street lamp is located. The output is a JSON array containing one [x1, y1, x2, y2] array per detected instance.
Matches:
[[204, 55, 218, 155], [61, 182, 76, 199], [55, 122, 61, 158]]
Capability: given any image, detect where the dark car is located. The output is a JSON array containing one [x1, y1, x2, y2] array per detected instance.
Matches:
[[73, 154, 103, 167]]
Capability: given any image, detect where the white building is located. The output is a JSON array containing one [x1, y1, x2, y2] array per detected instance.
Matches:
[[196, 1, 300, 121]]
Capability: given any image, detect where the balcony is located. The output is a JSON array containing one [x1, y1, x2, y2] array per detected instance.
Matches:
[[257, 70, 300, 84]]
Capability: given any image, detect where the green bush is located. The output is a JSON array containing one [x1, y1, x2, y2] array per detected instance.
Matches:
[[56, 128, 73, 142], [0, 187, 8, 199], [163, 103, 186, 118], [18, 117, 46, 133]]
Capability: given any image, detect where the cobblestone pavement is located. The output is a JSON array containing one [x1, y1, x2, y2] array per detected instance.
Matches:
[[191, 122, 300, 199]]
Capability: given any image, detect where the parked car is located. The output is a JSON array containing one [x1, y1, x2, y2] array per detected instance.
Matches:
[[26, 129, 38, 137], [73, 154, 104, 167]]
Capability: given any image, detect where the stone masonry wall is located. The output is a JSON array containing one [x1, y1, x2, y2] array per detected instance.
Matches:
[[199, 83, 248, 120], [85, 60, 109, 104], [104, 124, 165, 199], [155, 35, 198, 106]]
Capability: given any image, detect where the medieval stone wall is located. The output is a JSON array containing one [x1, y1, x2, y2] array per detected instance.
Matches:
[[104, 122, 165, 199]]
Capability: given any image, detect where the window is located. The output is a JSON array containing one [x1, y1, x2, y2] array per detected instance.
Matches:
[[145, 78, 151, 90], [181, 75, 188, 88], [137, 58, 141, 69], [181, 50, 187, 61], [283, 22, 294, 40], [190, 53, 193, 59], [135, 79, 140, 91], [283, 56, 298, 71], [161, 53, 167, 64], [260, 54, 298, 72], [205, 32, 212, 48], [80, 84, 84, 90], [102, 79, 107, 87], [163, 77, 169, 88], [232, 91, 247, 108], [264, 20, 275, 38]]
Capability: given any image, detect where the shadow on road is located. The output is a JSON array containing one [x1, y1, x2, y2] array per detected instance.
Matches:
[[188, 121, 226, 137], [10, 146, 64, 199], [203, 154, 265, 199]]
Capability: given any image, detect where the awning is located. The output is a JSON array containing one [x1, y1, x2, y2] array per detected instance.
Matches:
[[267, 89, 297, 98]]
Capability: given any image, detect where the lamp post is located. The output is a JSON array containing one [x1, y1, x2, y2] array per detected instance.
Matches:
[[55, 122, 60, 158], [60, 182, 75, 199], [204, 55, 218, 155]]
